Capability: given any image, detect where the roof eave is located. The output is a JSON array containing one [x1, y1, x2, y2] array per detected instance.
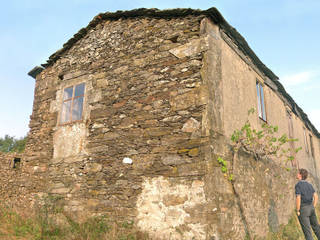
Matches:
[[28, 66, 44, 79]]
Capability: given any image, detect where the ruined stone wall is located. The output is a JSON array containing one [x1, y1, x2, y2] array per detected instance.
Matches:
[[0, 149, 51, 215], [0, 152, 34, 211]]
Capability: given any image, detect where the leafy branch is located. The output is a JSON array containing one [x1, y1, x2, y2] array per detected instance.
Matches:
[[217, 108, 302, 240], [231, 108, 301, 163], [217, 156, 234, 181]]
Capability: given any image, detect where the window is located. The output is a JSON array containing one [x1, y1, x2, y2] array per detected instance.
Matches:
[[256, 81, 266, 121], [309, 134, 315, 158], [303, 128, 309, 154], [60, 83, 85, 124], [286, 110, 294, 137]]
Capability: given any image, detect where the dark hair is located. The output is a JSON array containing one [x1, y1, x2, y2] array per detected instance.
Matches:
[[299, 168, 308, 180]]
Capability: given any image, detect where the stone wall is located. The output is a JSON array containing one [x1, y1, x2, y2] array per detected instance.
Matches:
[[0, 152, 33, 211], [1, 10, 320, 239], [27, 15, 211, 239]]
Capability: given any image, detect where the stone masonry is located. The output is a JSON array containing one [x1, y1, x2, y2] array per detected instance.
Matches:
[[0, 7, 319, 239]]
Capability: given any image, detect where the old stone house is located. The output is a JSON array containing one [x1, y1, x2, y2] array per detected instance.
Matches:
[[1, 7, 320, 239]]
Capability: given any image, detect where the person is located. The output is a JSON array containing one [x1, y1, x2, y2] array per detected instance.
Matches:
[[295, 168, 320, 240]]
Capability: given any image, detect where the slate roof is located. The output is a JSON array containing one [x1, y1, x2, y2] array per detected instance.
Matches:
[[28, 7, 319, 137]]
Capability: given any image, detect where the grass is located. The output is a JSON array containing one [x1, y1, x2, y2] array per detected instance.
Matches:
[[0, 200, 149, 240], [263, 205, 320, 240], [0, 207, 305, 240], [264, 214, 304, 240], [1, 196, 319, 240]]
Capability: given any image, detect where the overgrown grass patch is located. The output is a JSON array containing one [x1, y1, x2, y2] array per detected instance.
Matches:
[[0, 202, 149, 240], [263, 210, 306, 240]]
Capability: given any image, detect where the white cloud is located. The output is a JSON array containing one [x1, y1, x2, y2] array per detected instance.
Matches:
[[309, 109, 320, 132], [280, 71, 318, 87]]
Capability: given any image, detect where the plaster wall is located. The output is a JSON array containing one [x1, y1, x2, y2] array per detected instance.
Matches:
[[220, 27, 320, 174], [208, 18, 320, 238], [292, 114, 320, 178], [220, 33, 262, 137], [200, 18, 248, 240]]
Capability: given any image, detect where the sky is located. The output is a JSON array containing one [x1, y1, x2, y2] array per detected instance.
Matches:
[[0, 0, 319, 138]]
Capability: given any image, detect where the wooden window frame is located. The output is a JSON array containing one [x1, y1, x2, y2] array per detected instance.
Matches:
[[256, 81, 267, 122], [59, 83, 85, 125]]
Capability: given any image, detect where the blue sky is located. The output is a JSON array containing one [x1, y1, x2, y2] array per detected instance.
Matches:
[[0, 0, 319, 138]]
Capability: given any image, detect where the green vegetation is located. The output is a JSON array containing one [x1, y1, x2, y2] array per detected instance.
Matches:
[[217, 156, 233, 181], [263, 206, 320, 240], [217, 108, 304, 239], [0, 135, 27, 153], [230, 108, 301, 163], [262, 209, 311, 240], [264, 214, 304, 240], [0, 196, 149, 240], [217, 108, 302, 181]]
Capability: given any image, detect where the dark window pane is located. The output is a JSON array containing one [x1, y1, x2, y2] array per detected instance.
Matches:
[[60, 100, 72, 123], [63, 86, 74, 100], [72, 97, 84, 121], [75, 83, 85, 97]]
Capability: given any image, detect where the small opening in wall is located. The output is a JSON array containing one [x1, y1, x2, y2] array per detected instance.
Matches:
[[13, 158, 21, 169], [58, 74, 64, 80]]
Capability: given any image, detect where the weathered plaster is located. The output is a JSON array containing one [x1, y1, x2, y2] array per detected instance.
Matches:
[[53, 123, 88, 159], [136, 176, 207, 240]]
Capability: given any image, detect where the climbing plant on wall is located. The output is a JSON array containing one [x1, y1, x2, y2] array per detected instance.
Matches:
[[230, 108, 301, 163], [217, 108, 302, 182], [217, 108, 302, 240]]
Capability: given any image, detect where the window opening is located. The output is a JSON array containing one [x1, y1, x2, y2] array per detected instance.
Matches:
[[309, 134, 315, 158], [287, 113, 294, 138], [303, 128, 309, 154], [60, 83, 85, 124], [256, 81, 266, 121], [13, 158, 21, 169]]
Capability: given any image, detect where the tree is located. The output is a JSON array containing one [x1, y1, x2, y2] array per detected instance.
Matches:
[[0, 135, 27, 153]]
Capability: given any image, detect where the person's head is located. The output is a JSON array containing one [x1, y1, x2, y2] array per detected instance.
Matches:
[[297, 168, 308, 180]]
